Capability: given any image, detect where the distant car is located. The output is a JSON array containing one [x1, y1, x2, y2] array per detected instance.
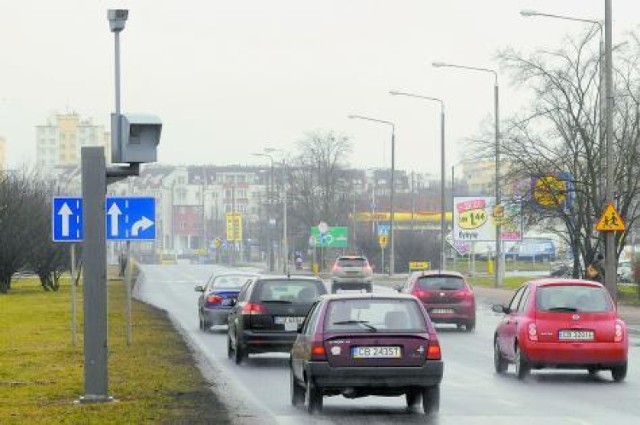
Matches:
[[227, 275, 327, 364], [492, 279, 628, 381], [330, 255, 373, 293], [290, 293, 443, 415], [400, 271, 476, 331], [618, 260, 632, 282], [195, 272, 258, 331]]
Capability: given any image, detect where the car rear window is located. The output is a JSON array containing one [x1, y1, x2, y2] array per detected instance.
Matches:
[[416, 275, 465, 290], [536, 285, 613, 313], [337, 258, 367, 267], [212, 275, 253, 289], [325, 299, 427, 333], [255, 280, 325, 304]]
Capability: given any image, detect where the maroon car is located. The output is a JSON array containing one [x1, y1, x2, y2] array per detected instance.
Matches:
[[289, 293, 443, 415], [400, 271, 476, 331]]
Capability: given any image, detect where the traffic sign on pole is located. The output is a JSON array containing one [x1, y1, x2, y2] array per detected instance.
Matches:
[[52, 197, 83, 242], [52, 196, 155, 241]]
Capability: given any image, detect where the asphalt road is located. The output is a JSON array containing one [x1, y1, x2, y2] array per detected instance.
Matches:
[[134, 264, 640, 425]]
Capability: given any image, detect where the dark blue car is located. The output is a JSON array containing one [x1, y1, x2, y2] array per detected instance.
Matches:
[[196, 272, 258, 331]]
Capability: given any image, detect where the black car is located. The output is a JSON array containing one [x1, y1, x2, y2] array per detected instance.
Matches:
[[227, 275, 327, 364]]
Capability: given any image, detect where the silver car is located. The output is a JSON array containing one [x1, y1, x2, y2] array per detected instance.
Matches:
[[330, 255, 373, 293]]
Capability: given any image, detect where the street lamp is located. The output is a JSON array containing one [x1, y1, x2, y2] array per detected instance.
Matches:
[[252, 152, 275, 271], [432, 61, 502, 287], [520, 7, 617, 301], [390, 91, 447, 270], [348, 115, 396, 276], [265, 148, 290, 275]]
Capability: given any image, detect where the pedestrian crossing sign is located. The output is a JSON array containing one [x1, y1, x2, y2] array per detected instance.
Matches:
[[595, 202, 625, 232]]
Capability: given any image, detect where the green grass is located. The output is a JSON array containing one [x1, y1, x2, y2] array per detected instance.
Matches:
[[0, 276, 230, 424], [468, 275, 530, 290]]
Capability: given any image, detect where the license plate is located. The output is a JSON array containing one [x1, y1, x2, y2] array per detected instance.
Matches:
[[274, 316, 305, 331], [431, 308, 454, 314], [352, 346, 401, 359], [558, 330, 594, 341]]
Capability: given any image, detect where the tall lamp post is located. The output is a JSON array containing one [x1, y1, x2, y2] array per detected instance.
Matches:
[[520, 7, 616, 301], [252, 152, 275, 271], [265, 148, 289, 274], [348, 115, 396, 276], [433, 61, 502, 287], [390, 91, 447, 270]]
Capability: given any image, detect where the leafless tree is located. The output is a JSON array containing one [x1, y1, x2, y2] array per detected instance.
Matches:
[[469, 29, 640, 278]]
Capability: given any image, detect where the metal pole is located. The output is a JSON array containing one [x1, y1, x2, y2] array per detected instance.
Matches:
[[70, 243, 77, 347], [494, 80, 502, 288], [269, 160, 274, 271], [125, 240, 131, 346], [604, 0, 616, 302], [440, 106, 446, 270], [80, 146, 110, 402], [389, 128, 396, 276], [283, 160, 288, 274], [114, 31, 122, 163]]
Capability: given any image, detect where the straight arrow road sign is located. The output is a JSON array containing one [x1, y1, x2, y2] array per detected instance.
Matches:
[[52, 197, 156, 242]]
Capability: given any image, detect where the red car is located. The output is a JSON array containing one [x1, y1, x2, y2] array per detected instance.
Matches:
[[400, 271, 476, 331], [492, 279, 628, 381], [290, 293, 443, 415]]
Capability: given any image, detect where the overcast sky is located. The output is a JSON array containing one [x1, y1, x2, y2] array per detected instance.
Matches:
[[1, 0, 638, 175]]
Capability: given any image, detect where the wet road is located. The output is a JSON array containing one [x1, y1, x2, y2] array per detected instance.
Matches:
[[134, 265, 640, 425]]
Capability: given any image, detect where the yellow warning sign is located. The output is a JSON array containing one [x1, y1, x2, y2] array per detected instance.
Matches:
[[378, 235, 388, 248], [595, 202, 625, 232]]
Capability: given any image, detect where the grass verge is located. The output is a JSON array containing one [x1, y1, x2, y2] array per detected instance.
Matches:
[[0, 277, 230, 424]]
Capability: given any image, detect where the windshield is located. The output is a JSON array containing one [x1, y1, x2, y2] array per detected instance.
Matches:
[[211, 275, 253, 289], [325, 299, 426, 333], [417, 276, 465, 290], [256, 280, 325, 304], [536, 285, 613, 313]]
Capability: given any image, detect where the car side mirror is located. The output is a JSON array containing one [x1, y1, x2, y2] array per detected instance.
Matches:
[[194, 284, 205, 292], [297, 323, 305, 333], [492, 304, 508, 314], [393, 284, 403, 293]]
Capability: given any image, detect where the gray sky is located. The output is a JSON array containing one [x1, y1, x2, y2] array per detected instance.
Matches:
[[1, 0, 638, 174]]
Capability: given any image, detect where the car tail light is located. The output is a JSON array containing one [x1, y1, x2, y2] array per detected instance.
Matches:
[[528, 323, 538, 341], [240, 302, 266, 315], [332, 265, 339, 273], [206, 294, 223, 304], [426, 340, 441, 360], [311, 343, 327, 361], [614, 322, 624, 342], [452, 290, 473, 300], [412, 289, 430, 299]]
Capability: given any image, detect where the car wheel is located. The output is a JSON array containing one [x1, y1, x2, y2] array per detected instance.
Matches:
[[514, 343, 530, 380], [234, 333, 247, 365], [365, 283, 373, 293], [405, 389, 420, 408], [611, 363, 627, 382], [494, 338, 508, 374], [465, 319, 476, 332], [422, 385, 440, 415], [290, 369, 305, 406], [305, 378, 323, 413], [226, 334, 233, 359]]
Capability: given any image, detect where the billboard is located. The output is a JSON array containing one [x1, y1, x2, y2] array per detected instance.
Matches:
[[453, 196, 522, 242]]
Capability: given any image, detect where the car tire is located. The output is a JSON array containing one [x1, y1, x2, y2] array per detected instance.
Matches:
[[234, 333, 247, 365], [331, 283, 340, 294], [365, 283, 373, 293], [465, 319, 476, 332], [305, 378, 323, 413], [405, 389, 420, 408], [422, 385, 440, 415], [494, 338, 508, 374], [514, 343, 530, 380], [290, 369, 305, 406], [611, 363, 627, 382], [226, 334, 233, 359]]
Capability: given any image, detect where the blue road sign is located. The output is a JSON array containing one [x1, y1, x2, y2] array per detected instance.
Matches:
[[377, 223, 390, 236], [52, 197, 83, 242], [106, 197, 156, 241]]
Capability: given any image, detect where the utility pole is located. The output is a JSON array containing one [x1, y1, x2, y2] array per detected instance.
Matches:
[[604, 0, 616, 302]]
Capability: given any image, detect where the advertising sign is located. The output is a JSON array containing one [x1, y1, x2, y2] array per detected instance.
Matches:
[[530, 172, 574, 211], [226, 212, 243, 242], [453, 196, 522, 242]]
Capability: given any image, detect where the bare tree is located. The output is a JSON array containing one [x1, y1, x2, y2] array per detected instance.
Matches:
[[473, 30, 640, 280]]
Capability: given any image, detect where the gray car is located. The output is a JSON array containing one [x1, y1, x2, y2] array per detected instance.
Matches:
[[330, 255, 373, 293]]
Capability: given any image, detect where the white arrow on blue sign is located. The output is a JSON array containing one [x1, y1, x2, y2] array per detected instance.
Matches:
[[52, 197, 156, 242], [52, 197, 83, 242]]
